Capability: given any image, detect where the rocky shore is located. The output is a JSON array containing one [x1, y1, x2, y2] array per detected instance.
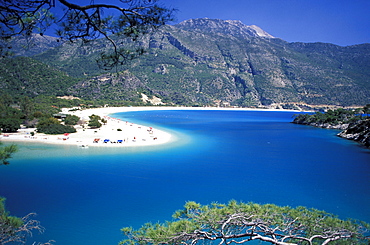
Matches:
[[292, 108, 370, 148], [307, 119, 370, 148], [337, 118, 370, 147]]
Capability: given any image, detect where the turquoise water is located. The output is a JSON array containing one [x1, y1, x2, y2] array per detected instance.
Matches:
[[1, 110, 369, 245]]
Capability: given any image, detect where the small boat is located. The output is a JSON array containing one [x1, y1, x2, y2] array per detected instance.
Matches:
[[78, 144, 89, 148]]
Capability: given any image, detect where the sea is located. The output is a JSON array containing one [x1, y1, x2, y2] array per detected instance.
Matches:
[[0, 109, 369, 245]]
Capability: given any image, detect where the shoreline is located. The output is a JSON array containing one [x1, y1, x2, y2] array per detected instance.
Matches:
[[0, 106, 300, 147]]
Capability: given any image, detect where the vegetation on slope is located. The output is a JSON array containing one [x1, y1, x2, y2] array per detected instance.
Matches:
[[292, 105, 370, 147], [23, 19, 369, 108], [2, 19, 370, 108], [0, 94, 83, 134], [0, 56, 78, 98]]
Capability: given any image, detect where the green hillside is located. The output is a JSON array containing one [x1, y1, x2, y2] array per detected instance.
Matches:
[[2, 18, 370, 109], [0, 56, 78, 98]]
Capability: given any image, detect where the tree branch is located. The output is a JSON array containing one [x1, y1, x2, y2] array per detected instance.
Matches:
[[1, 0, 175, 67], [121, 201, 370, 245]]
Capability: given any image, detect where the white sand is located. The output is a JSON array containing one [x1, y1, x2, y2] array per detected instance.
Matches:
[[0, 107, 175, 147], [0, 106, 300, 147]]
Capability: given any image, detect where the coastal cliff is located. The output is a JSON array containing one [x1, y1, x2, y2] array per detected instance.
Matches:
[[337, 118, 370, 147], [292, 106, 370, 148]]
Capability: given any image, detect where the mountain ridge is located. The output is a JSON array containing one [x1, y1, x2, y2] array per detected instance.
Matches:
[[175, 18, 275, 38], [2, 18, 370, 109]]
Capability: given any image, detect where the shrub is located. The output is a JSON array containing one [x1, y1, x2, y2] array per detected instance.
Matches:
[[64, 115, 80, 125], [0, 118, 21, 133], [37, 124, 76, 134]]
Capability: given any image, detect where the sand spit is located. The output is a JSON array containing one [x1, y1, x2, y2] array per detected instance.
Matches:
[[0, 107, 174, 147], [0, 106, 300, 147]]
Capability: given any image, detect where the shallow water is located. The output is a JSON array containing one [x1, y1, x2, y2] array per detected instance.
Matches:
[[1, 110, 369, 245]]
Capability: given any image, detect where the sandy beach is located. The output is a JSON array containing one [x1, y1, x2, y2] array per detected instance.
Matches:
[[0, 106, 300, 147], [0, 106, 177, 147]]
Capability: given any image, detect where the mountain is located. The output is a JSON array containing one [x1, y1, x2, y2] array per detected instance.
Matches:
[[175, 18, 274, 38], [2, 18, 370, 109], [0, 56, 77, 97], [4, 34, 61, 57]]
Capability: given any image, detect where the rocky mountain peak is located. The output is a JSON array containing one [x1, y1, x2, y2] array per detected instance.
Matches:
[[4, 17, 369, 109], [7, 33, 61, 56], [175, 18, 274, 39], [248, 25, 274, 38]]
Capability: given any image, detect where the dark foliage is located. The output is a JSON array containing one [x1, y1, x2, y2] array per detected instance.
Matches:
[[88, 114, 102, 128], [0, 143, 18, 165], [0, 98, 23, 132], [0, 57, 78, 98], [0, 197, 53, 244], [292, 106, 368, 126], [1, 0, 175, 67], [64, 114, 80, 126], [0, 118, 22, 133], [37, 123, 76, 134], [292, 105, 370, 147]]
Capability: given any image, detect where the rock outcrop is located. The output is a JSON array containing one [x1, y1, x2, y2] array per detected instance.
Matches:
[[4, 18, 370, 108], [337, 118, 370, 147]]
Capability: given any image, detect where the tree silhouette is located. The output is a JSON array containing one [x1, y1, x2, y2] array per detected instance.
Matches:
[[0, 0, 175, 67]]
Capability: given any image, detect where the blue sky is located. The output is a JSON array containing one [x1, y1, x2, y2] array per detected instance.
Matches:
[[52, 0, 369, 46], [160, 0, 370, 46]]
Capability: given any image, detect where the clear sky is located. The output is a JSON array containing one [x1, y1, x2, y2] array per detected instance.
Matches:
[[160, 0, 370, 46]]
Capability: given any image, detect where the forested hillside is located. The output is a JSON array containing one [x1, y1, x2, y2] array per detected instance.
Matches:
[[0, 56, 77, 98], [2, 18, 370, 109]]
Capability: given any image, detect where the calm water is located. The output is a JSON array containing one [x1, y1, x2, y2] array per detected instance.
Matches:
[[1, 110, 369, 245]]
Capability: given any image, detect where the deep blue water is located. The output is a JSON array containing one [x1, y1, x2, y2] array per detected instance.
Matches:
[[1, 110, 369, 245]]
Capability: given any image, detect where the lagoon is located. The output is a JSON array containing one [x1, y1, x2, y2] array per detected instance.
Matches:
[[1, 109, 369, 244]]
